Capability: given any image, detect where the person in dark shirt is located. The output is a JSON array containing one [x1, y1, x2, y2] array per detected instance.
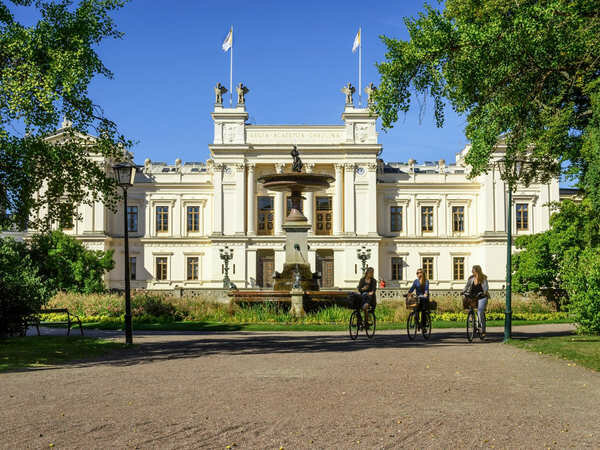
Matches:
[[407, 268, 430, 329], [356, 267, 377, 312]]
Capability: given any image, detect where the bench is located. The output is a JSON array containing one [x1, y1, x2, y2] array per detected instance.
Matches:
[[27, 308, 84, 336]]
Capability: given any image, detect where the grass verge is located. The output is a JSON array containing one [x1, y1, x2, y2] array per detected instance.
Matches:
[[0, 336, 128, 372], [509, 334, 600, 371], [48, 318, 573, 332]]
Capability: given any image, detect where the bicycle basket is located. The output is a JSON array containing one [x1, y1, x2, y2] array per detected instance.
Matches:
[[405, 295, 418, 309], [428, 300, 438, 311], [462, 296, 478, 310]]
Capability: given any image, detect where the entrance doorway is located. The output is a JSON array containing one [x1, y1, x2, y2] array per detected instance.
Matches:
[[256, 250, 274, 288], [316, 250, 334, 288]]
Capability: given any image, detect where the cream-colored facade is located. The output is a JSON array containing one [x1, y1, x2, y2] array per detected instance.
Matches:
[[59, 96, 560, 291]]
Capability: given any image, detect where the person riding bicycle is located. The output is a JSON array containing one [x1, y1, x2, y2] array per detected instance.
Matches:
[[349, 267, 377, 315], [407, 268, 429, 329], [462, 265, 489, 338]]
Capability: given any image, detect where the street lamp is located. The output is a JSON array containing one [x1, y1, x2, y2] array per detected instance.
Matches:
[[219, 246, 234, 289], [356, 246, 372, 275], [112, 161, 136, 345], [496, 158, 527, 342]]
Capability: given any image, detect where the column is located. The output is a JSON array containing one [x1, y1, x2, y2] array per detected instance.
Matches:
[[367, 163, 378, 235], [304, 163, 315, 233], [274, 163, 285, 234], [234, 163, 246, 235], [344, 163, 355, 235], [409, 194, 416, 236], [275, 192, 284, 234], [333, 163, 344, 235], [247, 249, 257, 288], [441, 194, 448, 236], [247, 163, 256, 235], [212, 164, 224, 235], [305, 192, 314, 232]]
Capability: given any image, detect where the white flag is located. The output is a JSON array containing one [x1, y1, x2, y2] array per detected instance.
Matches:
[[352, 28, 361, 53], [222, 27, 232, 52]]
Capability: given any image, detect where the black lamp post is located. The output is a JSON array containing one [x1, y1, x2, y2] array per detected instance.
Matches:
[[356, 246, 372, 275], [496, 158, 526, 342], [112, 161, 136, 345], [219, 246, 234, 289]]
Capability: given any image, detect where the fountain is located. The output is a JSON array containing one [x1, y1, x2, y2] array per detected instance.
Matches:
[[257, 147, 334, 314]]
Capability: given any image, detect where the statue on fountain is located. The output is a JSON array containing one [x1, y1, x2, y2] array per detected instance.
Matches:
[[291, 146, 303, 173]]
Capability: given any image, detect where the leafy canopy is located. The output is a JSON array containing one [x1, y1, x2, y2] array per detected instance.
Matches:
[[0, 0, 131, 231], [373, 0, 600, 187]]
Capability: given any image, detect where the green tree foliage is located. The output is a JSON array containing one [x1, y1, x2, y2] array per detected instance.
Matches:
[[0, 0, 131, 231], [512, 198, 600, 309], [29, 230, 114, 294], [373, 0, 600, 187], [0, 237, 49, 336], [563, 247, 600, 334]]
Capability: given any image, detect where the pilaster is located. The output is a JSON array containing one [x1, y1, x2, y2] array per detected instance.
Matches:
[[333, 163, 344, 235], [247, 163, 256, 235], [344, 163, 356, 235]]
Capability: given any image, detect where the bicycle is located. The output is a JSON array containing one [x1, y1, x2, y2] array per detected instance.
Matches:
[[349, 305, 376, 340], [406, 296, 432, 341], [465, 297, 484, 342]]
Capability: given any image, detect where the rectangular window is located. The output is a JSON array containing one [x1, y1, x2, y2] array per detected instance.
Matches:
[[257, 196, 274, 236], [390, 206, 402, 232], [156, 257, 168, 281], [129, 256, 136, 280], [391, 257, 403, 281], [452, 206, 464, 232], [286, 196, 303, 216], [453, 257, 465, 281], [516, 203, 528, 230], [187, 257, 199, 281], [127, 206, 138, 232], [422, 257, 434, 280], [156, 206, 169, 232], [315, 196, 332, 236], [421, 206, 434, 232], [187, 206, 200, 232]]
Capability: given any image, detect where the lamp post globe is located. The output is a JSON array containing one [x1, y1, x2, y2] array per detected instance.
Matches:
[[112, 160, 136, 345]]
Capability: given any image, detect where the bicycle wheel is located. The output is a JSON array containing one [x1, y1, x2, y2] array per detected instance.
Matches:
[[365, 310, 376, 339], [407, 311, 418, 341], [349, 310, 360, 340], [466, 309, 475, 342], [422, 311, 432, 340]]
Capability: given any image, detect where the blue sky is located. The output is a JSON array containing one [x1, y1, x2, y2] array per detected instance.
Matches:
[[15, 1, 474, 166]]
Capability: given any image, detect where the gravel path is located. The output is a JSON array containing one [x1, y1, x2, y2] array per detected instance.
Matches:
[[2, 324, 599, 449]]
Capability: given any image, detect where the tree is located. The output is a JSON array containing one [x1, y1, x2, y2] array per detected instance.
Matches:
[[373, 0, 600, 188], [562, 246, 600, 334], [29, 230, 114, 294], [0, 237, 49, 336], [0, 0, 131, 231], [512, 198, 600, 308]]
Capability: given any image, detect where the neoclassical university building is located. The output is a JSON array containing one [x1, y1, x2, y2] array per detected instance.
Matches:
[[57, 85, 560, 291]]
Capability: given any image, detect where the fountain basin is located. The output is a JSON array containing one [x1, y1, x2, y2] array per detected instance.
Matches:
[[257, 173, 335, 193]]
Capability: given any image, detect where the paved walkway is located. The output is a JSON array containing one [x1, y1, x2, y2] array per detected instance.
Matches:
[[3, 324, 599, 448]]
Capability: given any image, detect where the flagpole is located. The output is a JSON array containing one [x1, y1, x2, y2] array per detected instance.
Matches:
[[358, 27, 362, 106], [230, 25, 233, 106]]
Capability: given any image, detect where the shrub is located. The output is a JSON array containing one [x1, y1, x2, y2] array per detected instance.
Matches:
[[29, 231, 114, 294], [563, 247, 600, 334], [0, 238, 49, 337]]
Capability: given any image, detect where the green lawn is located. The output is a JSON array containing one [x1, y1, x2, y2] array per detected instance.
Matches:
[[509, 334, 600, 371], [0, 336, 129, 372], [58, 318, 572, 332]]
